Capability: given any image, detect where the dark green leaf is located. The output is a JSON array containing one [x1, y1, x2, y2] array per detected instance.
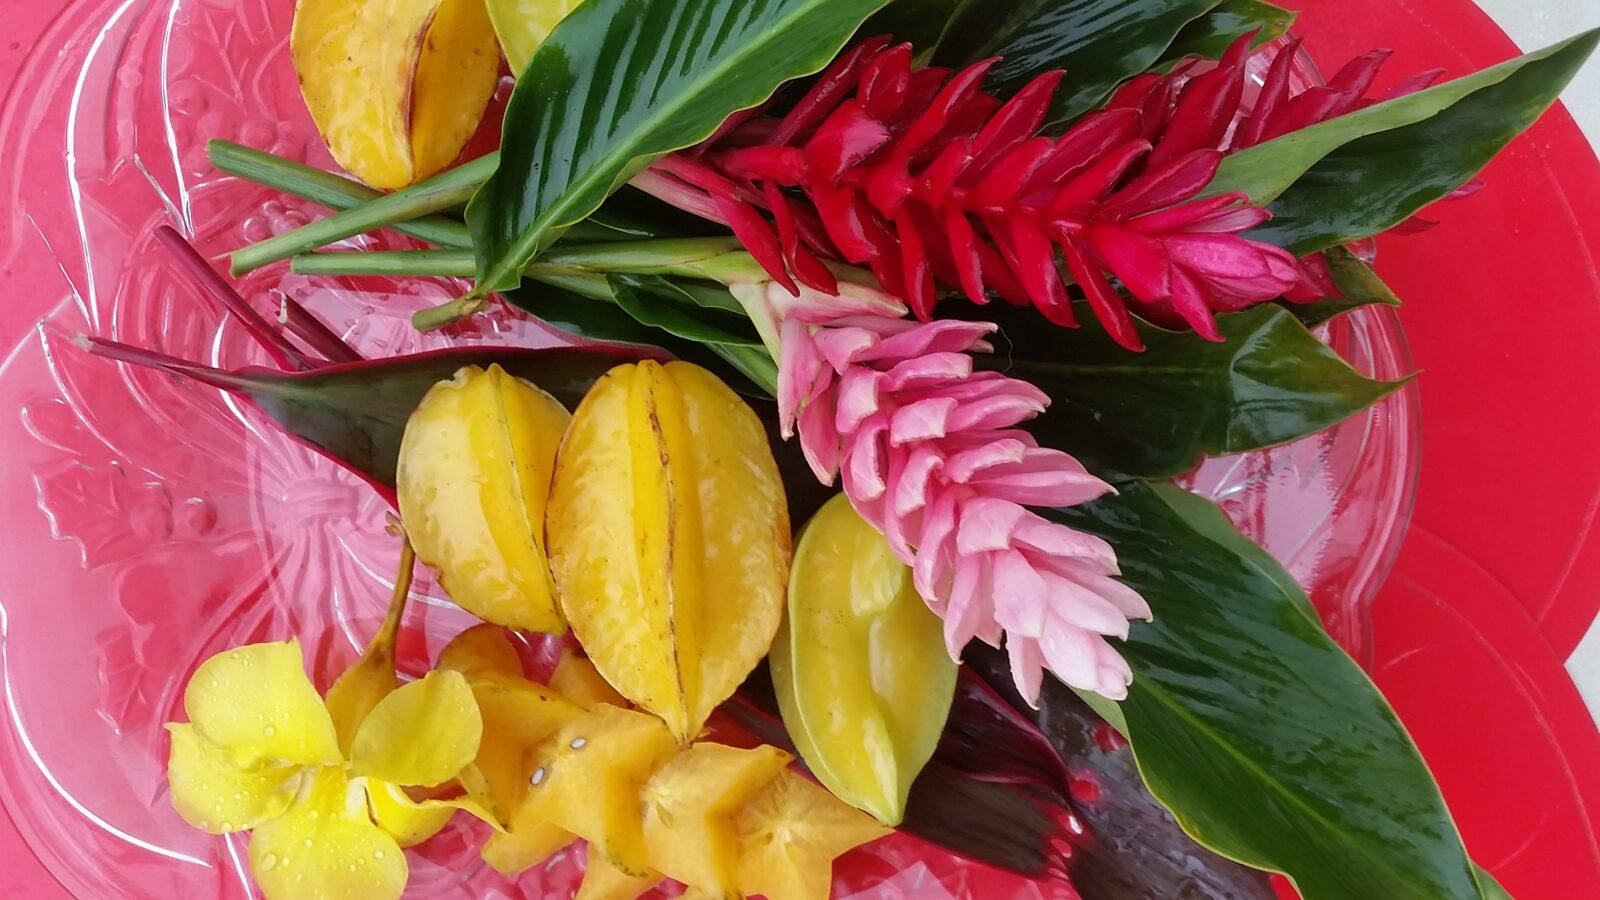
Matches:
[[861, 0, 969, 56], [1208, 30, 1599, 253], [932, 0, 1222, 128], [1280, 246, 1402, 327], [1156, 0, 1295, 67], [964, 649, 1280, 900], [607, 274, 762, 346], [1050, 482, 1484, 899], [467, 0, 889, 293], [978, 303, 1406, 479]]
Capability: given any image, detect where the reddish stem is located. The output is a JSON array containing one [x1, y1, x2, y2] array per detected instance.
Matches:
[[277, 292, 363, 363], [154, 225, 314, 371], [74, 333, 254, 392]]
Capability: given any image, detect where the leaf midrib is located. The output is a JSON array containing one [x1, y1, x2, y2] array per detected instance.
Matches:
[[485, 0, 864, 289]]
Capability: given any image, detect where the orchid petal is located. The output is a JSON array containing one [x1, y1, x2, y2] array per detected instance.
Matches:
[[184, 640, 342, 770], [165, 724, 300, 835], [349, 669, 481, 789], [248, 766, 407, 900]]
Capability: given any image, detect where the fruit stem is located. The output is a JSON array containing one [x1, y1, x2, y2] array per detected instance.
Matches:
[[208, 141, 475, 250], [228, 153, 499, 276], [155, 225, 314, 371]]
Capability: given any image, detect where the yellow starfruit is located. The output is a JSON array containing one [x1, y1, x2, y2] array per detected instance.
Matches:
[[770, 494, 958, 825], [486, 0, 587, 77], [546, 360, 791, 742], [734, 771, 891, 900], [399, 364, 572, 634], [575, 851, 659, 900], [640, 742, 791, 895], [550, 648, 630, 710], [519, 704, 680, 875], [290, 0, 499, 188]]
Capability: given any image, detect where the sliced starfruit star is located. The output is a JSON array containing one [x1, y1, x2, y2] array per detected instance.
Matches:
[[436, 623, 526, 682], [399, 365, 572, 634], [734, 771, 891, 900], [291, 0, 499, 188], [520, 704, 679, 875], [640, 742, 791, 895], [486, 0, 587, 77], [771, 494, 957, 825], [547, 360, 791, 742], [575, 850, 660, 900]]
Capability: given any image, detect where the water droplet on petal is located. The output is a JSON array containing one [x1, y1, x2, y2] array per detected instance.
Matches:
[[373, 850, 385, 860], [303, 838, 313, 847], [259, 853, 279, 871], [263, 725, 277, 738], [219, 821, 233, 831], [307, 810, 319, 820]]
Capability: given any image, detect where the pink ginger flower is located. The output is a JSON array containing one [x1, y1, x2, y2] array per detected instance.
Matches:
[[735, 279, 1151, 702]]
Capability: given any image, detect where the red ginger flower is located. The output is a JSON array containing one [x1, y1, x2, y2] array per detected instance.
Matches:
[[1110, 33, 1481, 298], [635, 36, 1301, 351]]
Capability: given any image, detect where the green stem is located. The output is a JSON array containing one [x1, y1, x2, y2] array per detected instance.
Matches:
[[293, 250, 478, 278], [292, 238, 743, 280], [209, 141, 474, 250], [228, 153, 500, 276]]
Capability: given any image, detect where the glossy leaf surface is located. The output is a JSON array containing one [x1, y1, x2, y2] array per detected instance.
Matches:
[[1157, 0, 1295, 66], [1209, 30, 1600, 252], [1050, 482, 1484, 899], [1281, 247, 1402, 327], [979, 303, 1405, 479], [771, 494, 956, 825], [466, 0, 890, 293], [933, 0, 1222, 127]]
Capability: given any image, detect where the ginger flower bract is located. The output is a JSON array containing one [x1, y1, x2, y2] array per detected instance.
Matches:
[[736, 279, 1151, 702], [165, 640, 485, 900]]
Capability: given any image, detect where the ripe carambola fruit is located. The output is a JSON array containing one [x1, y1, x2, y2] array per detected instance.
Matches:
[[771, 493, 958, 825], [546, 359, 791, 743], [398, 364, 571, 633]]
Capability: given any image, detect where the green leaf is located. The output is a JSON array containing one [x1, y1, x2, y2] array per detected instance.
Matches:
[[1050, 482, 1484, 899], [1156, 0, 1296, 67], [1280, 246, 1402, 327], [979, 303, 1406, 479], [862, 0, 969, 56], [466, 0, 890, 294], [1208, 30, 1599, 253], [932, 0, 1222, 128], [607, 275, 762, 347], [1476, 866, 1515, 900]]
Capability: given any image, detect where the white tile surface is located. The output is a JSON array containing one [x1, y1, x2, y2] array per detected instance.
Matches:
[[1476, 0, 1600, 144], [1473, 2, 1600, 715]]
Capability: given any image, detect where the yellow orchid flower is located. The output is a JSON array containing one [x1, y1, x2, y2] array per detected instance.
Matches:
[[165, 639, 487, 900]]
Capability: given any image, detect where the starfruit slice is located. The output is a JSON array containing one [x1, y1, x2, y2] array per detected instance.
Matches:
[[640, 742, 791, 895], [770, 494, 957, 825], [291, 0, 500, 188], [576, 851, 660, 900], [734, 771, 891, 900], [520, 704, 679, 875], [486, 0, 587, 77], [399, 365, 571, 634], [546, 360, 791, 742]]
